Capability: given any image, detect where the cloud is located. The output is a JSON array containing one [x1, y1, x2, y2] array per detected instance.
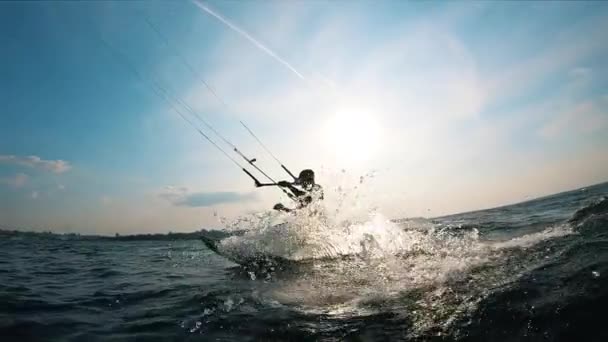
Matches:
[[0, 155, 72, 173], [190, 0, 307, 81], [485, 14, 608, 107], [176, 192, 256, 207], [0, 173, 28, 188], [539, 100, 607, 139], [186, 10, 484, 127], [569, 67, 591, 81], [30, 191, 39, 200], [180, 6, 488, 176], [159, 185, 257, 207]]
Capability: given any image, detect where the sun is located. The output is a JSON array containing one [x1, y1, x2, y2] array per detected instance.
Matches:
[[322, 108, 382, 165]]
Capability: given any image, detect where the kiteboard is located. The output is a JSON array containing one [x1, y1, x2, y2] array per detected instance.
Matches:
[[200, 232, 294, 269]]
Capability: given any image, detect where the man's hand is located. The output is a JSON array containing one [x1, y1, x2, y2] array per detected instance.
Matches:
[[273, 203, 292, 213], [277, 181, 291, 187]]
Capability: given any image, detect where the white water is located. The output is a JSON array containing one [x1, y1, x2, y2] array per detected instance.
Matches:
[[211, 172, 576, 337], [217, 206, 573, 266], [213, 205, 575, 337]]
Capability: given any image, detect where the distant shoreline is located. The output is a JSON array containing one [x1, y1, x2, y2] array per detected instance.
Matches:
[[3, 180, 606, 239], [0, 229, 206, 241]]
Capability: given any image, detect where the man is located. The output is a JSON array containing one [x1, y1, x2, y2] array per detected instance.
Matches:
[[256, 169, 323, 213]]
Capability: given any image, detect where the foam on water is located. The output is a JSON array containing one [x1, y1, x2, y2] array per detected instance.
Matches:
[[213, 205, 578, 338], [218, 211, 416, 261], [218, 209, 574, 266], [215, 182, 576, 285], [209, 172, 582, 338], [489, 223, 574, 250]]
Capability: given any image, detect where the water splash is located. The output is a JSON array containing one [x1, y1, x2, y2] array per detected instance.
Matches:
[[208, 170, 579, 338]]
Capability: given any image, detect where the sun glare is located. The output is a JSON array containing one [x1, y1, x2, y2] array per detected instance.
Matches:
[[322, 108, 382, 165]]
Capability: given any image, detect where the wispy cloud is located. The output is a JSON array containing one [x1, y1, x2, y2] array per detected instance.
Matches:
[[485, 14, 608, 107], [190, 0, 307, 81], [539, 100, 607, 139], [0, 173, 28, 188], [0, 155, 72, 173], [159, 185, 256, 207]]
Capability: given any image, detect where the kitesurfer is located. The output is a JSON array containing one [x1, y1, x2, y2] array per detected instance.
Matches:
[[256, 169, 323, 213]]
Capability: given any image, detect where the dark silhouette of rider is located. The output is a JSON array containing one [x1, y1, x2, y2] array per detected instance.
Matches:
[[256, 169, 323, 213]]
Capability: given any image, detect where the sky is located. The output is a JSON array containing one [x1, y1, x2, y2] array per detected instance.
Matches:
[[1, 1, 607, 235]]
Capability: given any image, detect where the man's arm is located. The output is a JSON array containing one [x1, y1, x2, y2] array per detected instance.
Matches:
[[255, 181, 302, 195], [254, 180, 303, 200], [278, 181, 305, 197], [255, 182, 277, 187], [273, 203, 292, 212]]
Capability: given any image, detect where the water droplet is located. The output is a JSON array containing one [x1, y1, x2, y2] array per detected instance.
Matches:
[[189, 321, 202, 333], [592, 271, 600, 278], [224, 298, 234, 312]]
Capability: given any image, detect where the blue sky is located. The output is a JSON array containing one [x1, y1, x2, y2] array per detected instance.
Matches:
[[1, 1, 607, 234]]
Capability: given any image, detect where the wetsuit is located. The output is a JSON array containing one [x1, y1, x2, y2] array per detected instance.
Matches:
[[276, 182, 323, 212]]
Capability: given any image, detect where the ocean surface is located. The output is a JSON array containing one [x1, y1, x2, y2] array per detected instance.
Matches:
[[1, 182, 608, 341]]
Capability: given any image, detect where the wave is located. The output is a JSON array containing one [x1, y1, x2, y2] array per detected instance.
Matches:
[[569, 196, 608, 224], [488, 224, 574, 250], [210, 208, 575, 272]]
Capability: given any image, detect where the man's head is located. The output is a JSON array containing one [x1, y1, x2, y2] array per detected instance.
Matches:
[[296, 169, 315, 190]]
